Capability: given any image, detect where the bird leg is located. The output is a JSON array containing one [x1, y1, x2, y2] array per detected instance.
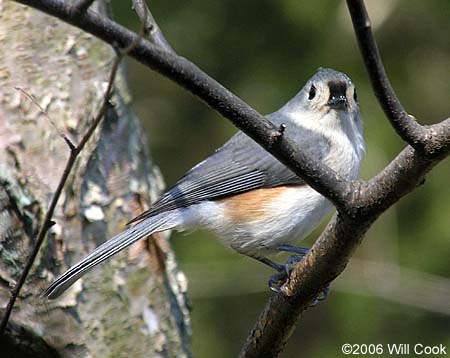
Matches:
[[264, 245, 331, 305], [247, 255, 288, 289], [252, 256, 285, 272], [276, 244, 310, 256]]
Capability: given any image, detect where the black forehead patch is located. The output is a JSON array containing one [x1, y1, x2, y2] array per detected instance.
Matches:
[[328, 81, 347, 97]]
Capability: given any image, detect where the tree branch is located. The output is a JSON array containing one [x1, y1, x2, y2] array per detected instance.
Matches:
[[346, 0, 428, 150], [14, 0, 354, 216], [239, 3, 450, 356], [239, 145, 450, 357], [69, 0, 96, 17], [131, 0, 175, 53]]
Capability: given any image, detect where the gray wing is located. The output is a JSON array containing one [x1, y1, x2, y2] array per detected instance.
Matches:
[[129, 120, 330, 224]]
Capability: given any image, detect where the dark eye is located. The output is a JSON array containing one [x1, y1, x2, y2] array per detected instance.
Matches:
[[353, 88, 358, 102], [308, 85, 316, 100]]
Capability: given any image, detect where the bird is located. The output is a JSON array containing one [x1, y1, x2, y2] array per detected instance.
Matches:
[[45, 68, 366, 299]]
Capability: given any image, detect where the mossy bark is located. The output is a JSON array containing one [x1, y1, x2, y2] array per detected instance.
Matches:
[[0, 2, 191, 356]]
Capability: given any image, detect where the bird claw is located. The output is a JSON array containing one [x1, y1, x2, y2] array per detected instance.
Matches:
[[309, 285, 330, 306], [267, 252, 331, 305], [267, 254, 303, 293], [268, 271, 288, 293], [284, 254, 305, 276]]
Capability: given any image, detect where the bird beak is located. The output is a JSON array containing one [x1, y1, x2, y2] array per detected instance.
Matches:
[[327, 95, 348, 110]]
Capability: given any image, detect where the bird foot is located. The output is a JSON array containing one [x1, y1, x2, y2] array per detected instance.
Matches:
[[267, 254, 304, 292], [309, 285, 330, 306], [268, 271, 288, 292], [268, 250, 331, 305]]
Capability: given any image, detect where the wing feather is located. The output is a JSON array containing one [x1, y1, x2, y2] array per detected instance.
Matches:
[[129, 121, 330, 224]]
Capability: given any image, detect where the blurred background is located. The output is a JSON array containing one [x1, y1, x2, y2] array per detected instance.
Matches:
[[111, 0, 449, 356]]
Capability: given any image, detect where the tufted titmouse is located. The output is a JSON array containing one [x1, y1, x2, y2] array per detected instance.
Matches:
[[45, 68, 365, 299]]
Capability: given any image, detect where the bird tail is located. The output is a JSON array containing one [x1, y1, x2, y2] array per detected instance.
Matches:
[[44, 211, 182, 299]]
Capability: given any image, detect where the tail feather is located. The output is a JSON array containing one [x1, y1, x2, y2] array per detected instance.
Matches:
[[44, 212, 180, 299]]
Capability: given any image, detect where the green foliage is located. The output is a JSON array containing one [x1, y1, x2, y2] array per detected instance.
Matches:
[[112, 1, 450, 356]]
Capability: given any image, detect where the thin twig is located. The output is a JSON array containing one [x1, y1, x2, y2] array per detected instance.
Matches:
[[0, 12, 147, 334], [346, 0, 427, 149], [0, 44, 130, 337], [14, 86, 75, 150], [131, 0, 175, 54]]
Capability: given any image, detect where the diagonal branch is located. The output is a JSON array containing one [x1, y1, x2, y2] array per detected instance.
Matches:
[[239, 143, 450, 357], [15, 0, 354, 216], [346, 0, 428, 150]]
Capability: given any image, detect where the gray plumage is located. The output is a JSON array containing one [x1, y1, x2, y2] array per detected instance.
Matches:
[[46, 119, 329, 299], [45, 68, 365, 299], [129, 124, 330, 224]]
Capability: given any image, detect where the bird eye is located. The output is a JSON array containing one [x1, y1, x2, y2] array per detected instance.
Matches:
[[308, 85, 316, 100], [353, 88, 358, 102]]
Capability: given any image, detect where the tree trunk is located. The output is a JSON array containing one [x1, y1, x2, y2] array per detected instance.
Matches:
[[0, 2, 191, 356]]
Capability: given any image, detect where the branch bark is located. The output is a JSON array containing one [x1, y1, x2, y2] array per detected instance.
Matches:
[[131, 0, 175, 53], [240, 147, 445, 357], [346, 0, 428, 149], [69, 0, 96, 17]]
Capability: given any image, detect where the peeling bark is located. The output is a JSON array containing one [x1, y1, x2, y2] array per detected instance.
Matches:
[[0, 2, 191, 356]]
